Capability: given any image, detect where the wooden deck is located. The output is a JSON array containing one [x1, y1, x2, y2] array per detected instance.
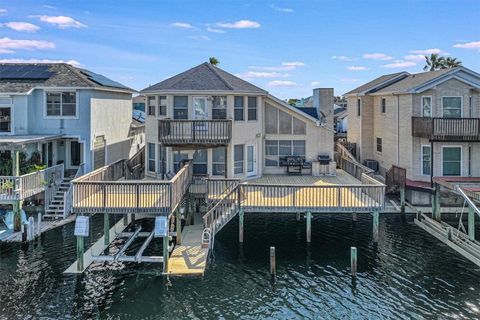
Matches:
[[167, 222, 209, 276], [246, 170, 360, 185]]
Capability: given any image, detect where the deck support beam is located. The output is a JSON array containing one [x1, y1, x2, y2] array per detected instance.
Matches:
[[400, 187, 405, 213], [352, 212, 358, 222], [468, 207, 475, 241], [306, 212, 312, 243], [296, 212, 300, 221], [239, 209, 244, 243], [372, 211, 379, 242], [433, 185, 441, 221], [13, 200, 22, 232], [76, 235, 84, 272], [176, 209, 182, 245], [104, 213, 110, 245], [163, 233, 169, 274]]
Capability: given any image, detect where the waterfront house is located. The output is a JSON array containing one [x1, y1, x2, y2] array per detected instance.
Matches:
[[140, 62, 335, 180], [0, 63, 138, 230], [345, 66, 480, 203]]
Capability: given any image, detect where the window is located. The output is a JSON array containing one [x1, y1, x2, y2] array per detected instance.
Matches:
[[147, 143, 156, 172], [357, 99, 361, 117], [421, 145, 431, 175], [212, 147, 226, 176], [381, 98, 386, 114], [193, 149, 208, 175], [234, 144, 244, 174], [376, 137, 382, 153], [158, 145, 166, 178], [248, 96, 257, 121], [442, 97, 462, 118], [279, 110, 292, 134], [0, 107, 11, 133], [265, 140, 306, 167], [173, 96, 188, 119], [422, 96, 432, 117], [443, 147, 461, 176], [173, 151, 188, 172], [212, 96, 227, 119], [265, 104, 278, 134], [46, 92, 77, 117], [234, 96, 244, 121], [158, 96, 167, 116], [265, 103, 306, 135], [148, 96, 156, 116]]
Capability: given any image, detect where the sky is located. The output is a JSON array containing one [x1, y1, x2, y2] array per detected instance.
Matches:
[[0, 0, 479, 99]]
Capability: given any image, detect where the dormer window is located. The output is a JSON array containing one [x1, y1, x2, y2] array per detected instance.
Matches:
[[45, 91, 77, 118]]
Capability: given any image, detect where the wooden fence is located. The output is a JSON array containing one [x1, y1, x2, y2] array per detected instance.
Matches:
[[335, 142, 374, 180]]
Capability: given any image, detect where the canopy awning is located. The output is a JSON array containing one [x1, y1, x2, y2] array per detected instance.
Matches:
[[0, 134, 64, 150]]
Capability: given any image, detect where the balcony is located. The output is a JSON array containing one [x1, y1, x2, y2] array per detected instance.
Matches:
[[158, 119, 232, 147], [412, 117, 480, 142]]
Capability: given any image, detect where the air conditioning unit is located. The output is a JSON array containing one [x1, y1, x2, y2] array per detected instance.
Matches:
[[363, 159, 379, 172]]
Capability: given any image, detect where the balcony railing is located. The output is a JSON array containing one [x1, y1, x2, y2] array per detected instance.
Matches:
[[158, 119, 232, 146], [412, 117, 480, 141]]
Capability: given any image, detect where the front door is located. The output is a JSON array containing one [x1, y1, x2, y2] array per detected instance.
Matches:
[[70, 141, 82, 167], [246, 144, 257, 177]]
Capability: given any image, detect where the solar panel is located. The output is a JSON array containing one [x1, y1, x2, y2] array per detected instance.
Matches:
[[0, 65, 54, 80], [80, 69, 130, 90]]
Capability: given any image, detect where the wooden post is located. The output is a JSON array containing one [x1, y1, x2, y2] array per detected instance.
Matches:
[[372, 211, 379, 242], [400, 187, 405, 213], [306, 212, 312, 243], [21, 221, 27, 242], [37, 212, 42, 237], [176, 209, 181, 245], [27, 216, 34, 241], [352, 212, 358, 222], [76, 236, 84, 272], [351, 246, 357, 277], [104, 213, 109, 245], [239, 208, 244, 243], [468, 206, 475, 241], [13, 200, 22, 232], [433, 185, 441, 221], [270, 246, 276, 276], [163, 234, 169, 274], [296, 211, 300, 221]]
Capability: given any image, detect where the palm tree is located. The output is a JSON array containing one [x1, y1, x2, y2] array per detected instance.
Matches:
[[443, 57, 462, 69], [423, 53, 445, 71], [209, 57, 219, 66]]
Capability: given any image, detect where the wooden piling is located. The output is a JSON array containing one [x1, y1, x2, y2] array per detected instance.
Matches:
[[352, 212, 358, 222], [76, 236, 84, 272], [270, 246, 276, 276], [296, 212, 300, 221], [239, 209, 244, 243], [306, 212, 312, 243], [176, 209, 182, 245], [163, 233, 169, 273], [468, 207, 475, 241], [400, 188, 405, 213], [27, 217, 34, 241], [351, 246, 357, 277], [433, 186, 441, 221], [37, 212, 42, 237], [372, 211, 379, 242], [104, 213, 109, 245]]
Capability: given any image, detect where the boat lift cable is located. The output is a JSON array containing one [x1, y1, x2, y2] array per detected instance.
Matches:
[[456, 200, 467, 237]]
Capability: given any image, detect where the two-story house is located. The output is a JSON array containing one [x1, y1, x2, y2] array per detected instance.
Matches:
[[0, 63, 138, 224], [141, 62, 335, 180], [346, 66, 480, 203]]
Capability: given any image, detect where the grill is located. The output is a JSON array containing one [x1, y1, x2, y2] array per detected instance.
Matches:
[[317, 155, 331, 165]]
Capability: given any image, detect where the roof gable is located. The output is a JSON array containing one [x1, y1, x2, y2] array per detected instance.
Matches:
[[344, 72, 409, 96], [141, 62, 267, 94]]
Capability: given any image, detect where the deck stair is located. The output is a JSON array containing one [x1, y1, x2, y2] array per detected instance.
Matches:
[[43, 178, 72, 220]]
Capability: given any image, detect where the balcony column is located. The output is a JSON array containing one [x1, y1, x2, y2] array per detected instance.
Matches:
[[12, 149, 22, 232]]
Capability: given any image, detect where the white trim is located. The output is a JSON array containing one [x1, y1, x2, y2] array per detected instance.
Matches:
[[43, 90, 79, 119], [441, 96, 463, 118], [147, 142, 156, 174], [142, 89, 267, 96], [246, 143, 257, 177], [421, 95, 432, 117], [441, 145, 463, 176], [420, 144, 431, 176]]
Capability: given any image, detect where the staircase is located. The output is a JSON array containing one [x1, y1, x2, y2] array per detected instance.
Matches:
[[43, 178, 72, 220]]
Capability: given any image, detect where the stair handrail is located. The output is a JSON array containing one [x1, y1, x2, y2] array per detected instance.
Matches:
[[455, 185, 480, 218], [203, 186, 239, 241], [62, 164, 85, 219]]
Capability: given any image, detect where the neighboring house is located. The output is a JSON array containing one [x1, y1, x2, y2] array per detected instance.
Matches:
[[0, 63, 136, 222], [141, 62, 334, 180], [345, 66, 480, 189], [133, 95, 146, 112], [334, 106, 348, 137]]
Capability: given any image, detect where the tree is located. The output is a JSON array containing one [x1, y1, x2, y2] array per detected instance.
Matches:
[[287, 98, 299, 106], [209, 57, 219, 66], [444, 57, 462, 69], [423, 53, 445, 71]]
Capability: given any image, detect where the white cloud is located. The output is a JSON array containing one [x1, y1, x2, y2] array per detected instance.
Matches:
[[0, 9, 7, 14], [237, 71, 288, 79], [267, 80, 297, 87], [311, 81, 321, 86], [0, 37, 55, 52], [404, 54, 426, 61], [270, 4, 293, 12], [250, 61, 305, 71], [332, 55, 357, 61], [3, 22, 40, 33], [32, 15, 86, 28], [363, 53, 393, 61], [188, 35, 210, 41], [410, 48, 443, 55], [206, 27, 225, 33], [382, 60, 417, 68], [340, 78, 359, 83], [0, 48, 14, 53], [43, 5, 56, 9], [453, 41, 480, 49], [170, 22, 195, 29], [216, 20, 260, 29], [0, 58, 81, 67], [347, 66, 369, 71]]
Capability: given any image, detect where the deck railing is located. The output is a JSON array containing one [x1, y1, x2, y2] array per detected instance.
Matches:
[[72, 160, 193, 215], [335, 142, 374, 180], [385, 165, 406, 192], [412, 117, 480, 141], [126, 146, 145, 180], [0, 163, 64, 201], [206, 178, 241, 208], [158, 119, 232, 146], [203, 186, 239, 234], [63, 163, 85, 218]]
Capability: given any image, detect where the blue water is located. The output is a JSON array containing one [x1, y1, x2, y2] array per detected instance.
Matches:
[[1, 213, 480, 319]]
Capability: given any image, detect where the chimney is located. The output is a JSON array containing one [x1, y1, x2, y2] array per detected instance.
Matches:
[[313, 88, 334, 127]]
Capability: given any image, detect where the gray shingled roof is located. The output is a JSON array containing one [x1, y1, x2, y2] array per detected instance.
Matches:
[[0, 63, 134, 93], [141, 62, 267, 94], [373, 68, 453, 94], [344, 72, 408, 95]]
